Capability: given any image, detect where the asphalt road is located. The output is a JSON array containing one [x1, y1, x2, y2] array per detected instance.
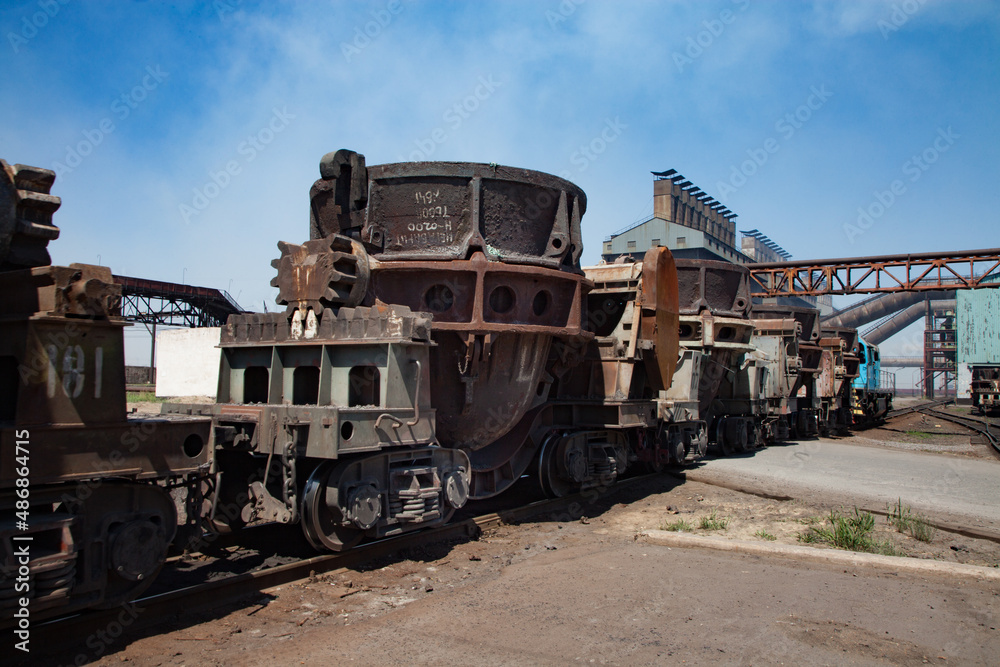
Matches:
[[691, 438, 1000, 533]]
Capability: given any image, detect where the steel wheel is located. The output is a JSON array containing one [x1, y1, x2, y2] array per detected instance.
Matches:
[[537, 433, 576, 498], [301, 462, 363, 552]]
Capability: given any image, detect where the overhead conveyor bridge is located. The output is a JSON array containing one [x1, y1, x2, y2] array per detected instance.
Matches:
[[750, 248, 1000, 298]]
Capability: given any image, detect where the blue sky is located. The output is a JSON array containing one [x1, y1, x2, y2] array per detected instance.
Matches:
[[2, 0, 998, 369]]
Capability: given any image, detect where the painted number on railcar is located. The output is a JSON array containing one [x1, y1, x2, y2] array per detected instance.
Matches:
[[45, 344, 104, 399], [394, 190, 457, 246]]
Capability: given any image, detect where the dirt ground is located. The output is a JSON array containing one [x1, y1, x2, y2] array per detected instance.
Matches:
[[62, 400, 994, 665], [47, 476, 1000, 665], [852, 403, 997, 460]]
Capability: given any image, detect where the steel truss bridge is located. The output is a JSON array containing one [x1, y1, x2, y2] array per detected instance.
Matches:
[[113, 275, 243, 327], [749, 247, 1000, 400], [749, 248, 1000, 297]]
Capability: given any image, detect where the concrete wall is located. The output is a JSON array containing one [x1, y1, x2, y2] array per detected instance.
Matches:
[[155, 327, 221, 398], [958, 363, 973, 401]]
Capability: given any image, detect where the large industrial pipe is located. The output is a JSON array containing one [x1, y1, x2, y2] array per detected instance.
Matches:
[[864, 299, 955, 345], [881, 357, 923, 367], [821, 290, 954, 329]]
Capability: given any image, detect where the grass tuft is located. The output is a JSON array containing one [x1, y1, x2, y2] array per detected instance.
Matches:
[[755, 530, 777, 541], [661, 518, 694, 532], [698, 510, 729, 531], [126, 391, 165, 403], [887, 499, 936, 543], [798, 508, 899, 556]]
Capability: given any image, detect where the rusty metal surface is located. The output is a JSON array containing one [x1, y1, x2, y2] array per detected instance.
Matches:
[[637, 247, 680, 387], [0, 416, 211, 486], [0, 158, 212, 628], [270, 234, 370, 314], [0, 263, 121, 319], [750, 248, 1000, 297], [368, 252, 588, 336], [218, 150, 599, 500], [344, 156, 593, 471], [674, 258, 751, 317], [752, 304, 821, 342], [310, 149, 369, 239], [221, 303, 431, 345], [360, 160, 585, 269], [365, 249, 591, 457], [0, 159, 61, 270], [577, 250, 703, 467]]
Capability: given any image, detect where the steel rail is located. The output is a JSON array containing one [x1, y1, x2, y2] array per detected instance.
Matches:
[[31, 476, 655, 650], [918, 407, 1000, 458], [885, 399, 955, 420]]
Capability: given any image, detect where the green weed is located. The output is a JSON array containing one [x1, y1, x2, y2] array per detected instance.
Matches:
[[755, 530, 777, 541], [661, 518, 694, 532], [887, 499, 936, 543], [126, 391, 165, 403], [798, 508, 899, 556], [699, 511, 729, 531]]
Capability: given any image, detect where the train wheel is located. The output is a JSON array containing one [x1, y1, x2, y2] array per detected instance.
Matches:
[[90, 484, 177, 609], [301, 462, 364, 551], [718, 419, 747, 456], [742, 420, 759, 452], [538, 433, 576, 498], [640, 459, 665, 474]]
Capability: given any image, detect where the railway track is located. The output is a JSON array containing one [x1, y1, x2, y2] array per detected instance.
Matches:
[[30, 476, 652, 653], [885, 398, 955, 420], [919, 407, 1000, 458], [887, 399, 1000, 458]]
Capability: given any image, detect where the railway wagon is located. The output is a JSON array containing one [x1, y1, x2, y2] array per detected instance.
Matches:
[[970, 365, 1000, 415], [0, 160, 212, 624], [675, 259, 760, 455], [750, 304, 824, 438], [741, 316, 807, 443], [577, 250, 707, 479], [818, 326, 861, 435], [161, 150, 705, 550], [162, 151, 660, 549]]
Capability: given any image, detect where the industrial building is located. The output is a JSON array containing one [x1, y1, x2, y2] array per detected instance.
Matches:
[[597, 169, 1000, 399], [957, 278, 1000, 402], [601, 170, 746, 264], [601, 169, 828, 312]]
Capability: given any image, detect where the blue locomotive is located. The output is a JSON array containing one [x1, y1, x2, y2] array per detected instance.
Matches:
[[852, 337, 894, 424]]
